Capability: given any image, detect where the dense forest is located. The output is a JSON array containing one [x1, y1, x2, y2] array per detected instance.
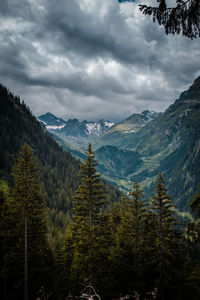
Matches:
[[1, 84, 200, 300], [0, 84, 121, 247]]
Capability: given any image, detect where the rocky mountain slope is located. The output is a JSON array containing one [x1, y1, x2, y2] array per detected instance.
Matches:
[[94, 110, 160, 149], [93, 77, 200, 211], [38, 113, 114, 148]]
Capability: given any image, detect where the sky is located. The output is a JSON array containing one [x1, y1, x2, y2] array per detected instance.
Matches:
[[0, 0, 200, 122]]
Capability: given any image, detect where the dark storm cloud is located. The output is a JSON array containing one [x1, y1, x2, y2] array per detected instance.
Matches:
[[0, 0, 200, 121], [34, 0, 146, 66]]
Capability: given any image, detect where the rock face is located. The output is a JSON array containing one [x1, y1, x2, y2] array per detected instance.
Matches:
[[39, 112, 66, 129]]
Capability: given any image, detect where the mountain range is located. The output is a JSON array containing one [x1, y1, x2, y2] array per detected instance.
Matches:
[[40, 77, 200, 212], [38, 113, 114, 148]]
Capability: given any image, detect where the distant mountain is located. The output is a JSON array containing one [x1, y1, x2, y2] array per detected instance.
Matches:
[[94, 110, 161, 149], [38, 113, 114, 147], [93, 77, 200, 211], [114, 110, 161, 133], [39, 112, 66, 128]]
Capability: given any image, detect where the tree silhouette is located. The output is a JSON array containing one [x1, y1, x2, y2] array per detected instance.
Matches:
[[139, 0, 200, 38], [118, 0, 200, 38]]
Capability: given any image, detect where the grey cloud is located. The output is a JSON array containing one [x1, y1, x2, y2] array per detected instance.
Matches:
[[0, 0, 200, 121]]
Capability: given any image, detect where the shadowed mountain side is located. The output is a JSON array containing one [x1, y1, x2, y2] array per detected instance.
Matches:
[[0, 84, 121, 215], [93, 77, 200, 210]]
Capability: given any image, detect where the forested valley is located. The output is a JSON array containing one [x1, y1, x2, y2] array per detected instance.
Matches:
[[1, 84, 200, 300]]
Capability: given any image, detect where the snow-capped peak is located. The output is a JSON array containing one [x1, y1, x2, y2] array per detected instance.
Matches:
[[85, 120, 114, 136]]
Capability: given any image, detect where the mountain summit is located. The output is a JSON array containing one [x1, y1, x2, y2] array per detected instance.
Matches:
[[114, 110, 161, 133], [179, 76, 200, 102], [39, 112, 66, 128]]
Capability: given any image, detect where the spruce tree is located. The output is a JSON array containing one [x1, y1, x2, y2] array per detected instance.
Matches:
[[151, 172, 176, 241], [129, 180, 147, 250], [190, 173, 200, 219], [68, 143, 107, 293], [116, 181, 147, 294], [150, 172, 181, 298], [0, 185, 10, 299], [73, 143, 106, 232], [12, 144, 52, 300]]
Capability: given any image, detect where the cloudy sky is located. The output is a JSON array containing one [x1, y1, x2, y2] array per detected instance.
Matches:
[[0, 0, 200, 122]]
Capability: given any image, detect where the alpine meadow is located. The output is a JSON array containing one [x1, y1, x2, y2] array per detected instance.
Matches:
[[0, 0, 200, 300]]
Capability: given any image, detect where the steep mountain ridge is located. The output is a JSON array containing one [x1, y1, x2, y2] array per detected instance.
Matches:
[[93, 77, 200, 210], [94, 110, 160, 149], [38, 113, 114, 138], [39, 112, 66, 129]]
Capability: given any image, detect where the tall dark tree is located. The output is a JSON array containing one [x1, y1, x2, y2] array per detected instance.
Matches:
[[190, 173, 200, 218], [0, 183, 13, 299], [12, 144, 53, 300], [115, 181, 148, 294], [65, 143, 107, 294], [150, 171, 184, 299], [186, 172, 200, 241]]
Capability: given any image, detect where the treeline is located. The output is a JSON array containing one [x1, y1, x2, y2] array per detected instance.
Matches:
[[1, 143, 200, 300], [60, 144, 200, 300]]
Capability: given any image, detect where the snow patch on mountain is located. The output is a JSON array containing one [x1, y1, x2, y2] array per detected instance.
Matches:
[[86, 121, 114, 136], [46, 124, 66, 130], [38, 113, 115, 140]]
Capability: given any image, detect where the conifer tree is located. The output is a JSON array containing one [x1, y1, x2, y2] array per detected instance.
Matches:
[[0, 186, 9, 299], [129, 180, 147, 250], [150, 171, 181, 298], [151, 172, 176, 240], [190, 174, 200, 219], [12, 144, 52, 300], [73, 143, 106, 233], [116, 181, 148, 294], [186, 175, 200, 298], [0, 181, 24, 299], [68, 143, 107, 292]]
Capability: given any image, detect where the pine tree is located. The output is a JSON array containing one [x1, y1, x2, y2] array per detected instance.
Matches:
[[0, 184, 9, 299], [67, 143, 107, 293], [0, 180, 22, 299], [151, 172, 176, 241], [73, 143, 106, 233], [12, 144, 53, 300], [190, 173, 200, 219], [150, 171, 181, 298], [129, 180, 147, 250], [116, 181, 148, 294], [186, 175, 200, 299]]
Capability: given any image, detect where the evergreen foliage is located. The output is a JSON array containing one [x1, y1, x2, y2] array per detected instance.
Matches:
[[150, 172, 186, 299], [10, 144, 54, 300], [139, 0, 200, 38], [0, 83, 121, 246], [190, 172, 200, 218], [64, 144, 110, 294], [1, 82, 200, 299]]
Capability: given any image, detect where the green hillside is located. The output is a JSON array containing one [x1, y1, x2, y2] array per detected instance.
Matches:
[[92, 77, 200, 210], [0, 83, 121, 222]]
